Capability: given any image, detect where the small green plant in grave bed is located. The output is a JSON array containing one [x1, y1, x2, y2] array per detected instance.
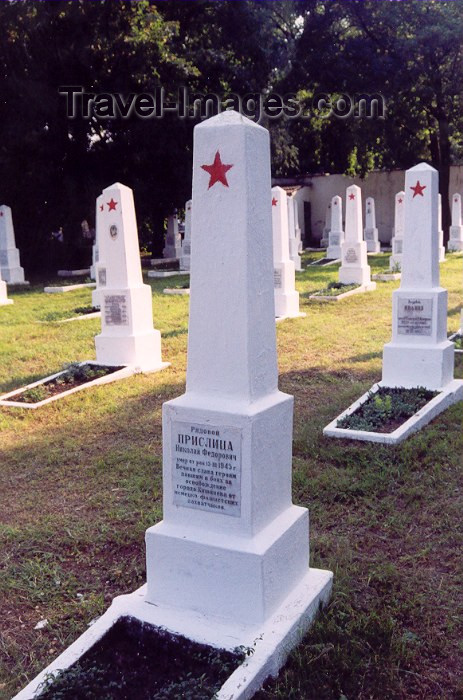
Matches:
[[73, 306, 100, 315], [337, 386, 438, 432], [19, 385, 48, 403], [59, 363, 109, 384], [37, 617, 248, 700], [453, 334, 463, 350], [314, 281, 359, 297]]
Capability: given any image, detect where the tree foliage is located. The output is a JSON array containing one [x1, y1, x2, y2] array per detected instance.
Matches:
[[0, 0, 461, 269]]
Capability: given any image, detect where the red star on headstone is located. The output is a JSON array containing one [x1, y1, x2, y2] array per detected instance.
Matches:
[[107, 198, 118, 211], [333, 201, 337, 205], [410, 180, 426, 198], [272, 197, 278, 206], [455, 197, 458, 203], [0, 212, 3, 217], [201, 151, 233, 189], [398, 198, 403, 204], [348, 193, 355, 200], [100, 204, 104, 212]]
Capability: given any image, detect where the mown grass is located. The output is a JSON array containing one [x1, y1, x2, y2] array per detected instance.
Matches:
[[0, 256, 462, 699]]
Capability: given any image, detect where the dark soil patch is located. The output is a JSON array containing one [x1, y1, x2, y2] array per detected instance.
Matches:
[[37, 616, 245, 699], [7, 364, 123, 404], [337, 386, 438, 433], [311, 282, 359, 297], [73, 306, 100, 316]]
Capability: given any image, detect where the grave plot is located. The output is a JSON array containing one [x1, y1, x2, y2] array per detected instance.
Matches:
[[1, 182, 169, 409], [13, 110, 331, 700], [148, 212, 188, 278], [324, 163, 463, 445]]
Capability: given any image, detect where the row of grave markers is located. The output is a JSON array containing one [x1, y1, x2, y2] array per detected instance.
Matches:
[[322, 189, 463, 263], [10, 110, 463, 700]]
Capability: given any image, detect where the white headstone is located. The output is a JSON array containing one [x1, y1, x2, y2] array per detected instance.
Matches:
[[448, 193, 463, 251], [179, 199, 192, 271], [163, 211, 182, 259], [382, 163, 454, 389], [0, 268, 13, 305], [389, 191, 405, 271], [363, 196, 380, 253], [272, 186, 302, 318], [437, 194, 446, 262], [326, 195, 344, 259], [321, 202, 330, 247], [294, 197, 303, 252], [0, 206, 27, 284], [94, 183, 166, 371], [91, 195, 104, 309], [287, 194, 302, 271], [339, 185, 375, 287], [145, 110, 323, 625]]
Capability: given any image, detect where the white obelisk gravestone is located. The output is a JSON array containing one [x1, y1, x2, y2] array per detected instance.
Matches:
[[438, 194, 446, 262], [339, 185, 375, 288], [364, 196, 380, 253], [382, 164, 454, 389], [91, 195, 105, 309], [448, 193, 463, 251], [94, 183, 168, 372], [163, 212, 182, 259], [179, 200, 192, 271], [272, 186, 303, 319], [326, 195, 343, 259], [294, 196, 303, 252], [0, 206, 27, 285], [389, 191, 405, 271], [287, 194, 302, 271], [321, 203, 330, 247], [145, 110, 331, 634]]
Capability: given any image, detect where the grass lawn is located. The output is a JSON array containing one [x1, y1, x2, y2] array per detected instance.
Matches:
[[0, 254, 462, 699]]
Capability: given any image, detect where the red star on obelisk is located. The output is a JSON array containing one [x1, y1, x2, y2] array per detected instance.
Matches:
[[100, 204, 104, 212], [348, 193, 355, 200], [398, 198, 403, 204], [410, 180, 426, 198], [272, 197, 278, 206], [107, 198, 118, 211], [201, 151, 233, 189], [0, 212, 3, 217]]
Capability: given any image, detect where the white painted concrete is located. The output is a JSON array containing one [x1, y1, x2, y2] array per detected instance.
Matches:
[[94, 182, 169, 373], [163, 288, 190, 295], [0, 363, 136, 409], [179, 199, 192, 270], [44, 282, 95, 294], [438, 194, 446, 262], [57, 268, 90, 277], [339, 185, 375, 288], [372, 273, 401, 282], [382, 164, 455, 390], [364, 197, 380, 253], [92, 194, 105, 309], [163, 212, 182, 259], [13, 568, 332, 700], [272, 186, 302, 318], [326, 195, 344, 259], [147, 270, 189, 278], [0, 271, 13, 306], [448, 193, 463, 251], [389, 190, 405, 271], [0, 205, 28, 284], [287, 194, 302, 271]]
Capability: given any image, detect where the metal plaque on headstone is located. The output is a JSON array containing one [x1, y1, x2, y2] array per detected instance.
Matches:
[[104, 294, 129, 326], [345, 248, 358, 263], [172, 421, 242, 517], [274, 268, 282, 289], [397, 298, 433, 336]]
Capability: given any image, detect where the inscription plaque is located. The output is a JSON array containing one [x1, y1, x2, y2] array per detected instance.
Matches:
[[0, 251, 7, 266], [345, 247, 358, 263], [393, 240, 403, 254], [172, 421, 242, 517], [104, 294, 129, 326], [450, 229, 461, 240], [274, 268, 282, 289], [330, 234, 340, 246], [98, 267, 107, 286], [365, 230, 375, 241], [397, 298, 433, 336]]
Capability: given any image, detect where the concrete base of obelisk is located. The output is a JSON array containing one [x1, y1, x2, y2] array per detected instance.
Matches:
[[95, 286, 169, 372]]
